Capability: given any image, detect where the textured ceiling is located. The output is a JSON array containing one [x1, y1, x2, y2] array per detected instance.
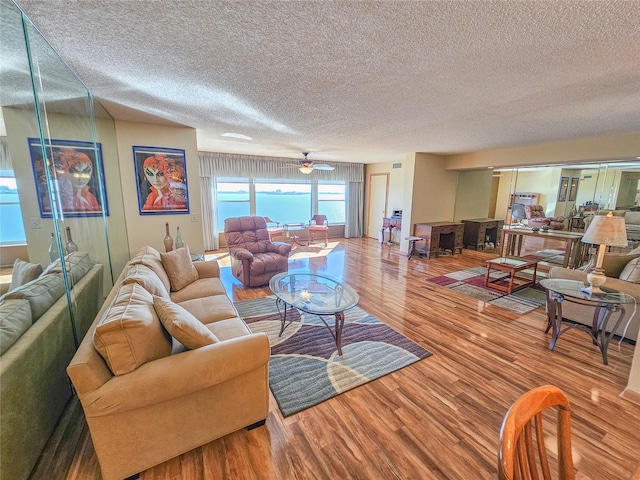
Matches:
[[10, 0, 640, 163]]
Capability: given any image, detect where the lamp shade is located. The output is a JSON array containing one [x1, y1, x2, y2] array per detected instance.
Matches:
[[511, 203, 526, 221], [299, 166, 313, 174], [581, 212, 628, 246]]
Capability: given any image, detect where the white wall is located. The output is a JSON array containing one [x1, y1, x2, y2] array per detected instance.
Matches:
[[114, 121, 203, 256]]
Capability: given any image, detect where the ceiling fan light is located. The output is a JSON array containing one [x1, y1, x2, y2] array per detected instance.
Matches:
[[299, 166, 313, 174]]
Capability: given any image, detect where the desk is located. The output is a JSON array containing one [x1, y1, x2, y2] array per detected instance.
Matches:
[[462, 218, 504, 250], [500, 227, 584, 269], [413, 222, 464, 259], [381, 217, 402, 244], [540, 278, 634, 365]]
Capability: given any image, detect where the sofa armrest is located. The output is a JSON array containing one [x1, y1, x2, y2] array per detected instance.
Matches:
[[193, 259, 220, 278], [79, 333, 270, 417], [230, 247, 253, 261], [266, 242, 292, 256]]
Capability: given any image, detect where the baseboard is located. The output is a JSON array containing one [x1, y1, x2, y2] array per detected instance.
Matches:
[[620, 388, 640, 406]]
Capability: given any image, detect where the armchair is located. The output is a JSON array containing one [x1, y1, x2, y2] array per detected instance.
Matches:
[[525, 204, 565, 230], [263, 216, 285, 242], [224, 216, 291, 287], [308, 214, 329, 247]]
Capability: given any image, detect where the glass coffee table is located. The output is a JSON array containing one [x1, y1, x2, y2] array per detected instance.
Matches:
[[540, 278, 635, 365], [269, 272, 360, 355]]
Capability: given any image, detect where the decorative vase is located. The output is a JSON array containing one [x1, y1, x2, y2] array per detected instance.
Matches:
[[175, 226, 184, 249], [164, 222, 174, 252], [48, 232, 60, 262], [65, 227, 78, 253]]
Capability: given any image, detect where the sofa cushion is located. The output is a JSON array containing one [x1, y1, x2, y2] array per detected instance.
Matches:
[[624, 211, 640, 225], [9, 258, 43, 292], [206, 317, 252, 341], [619, 257, 640, 283], [136, 245, 161, 260], [153, 296, 219, 349], [602, 253, 640, 279], [3, 274, 65, 322], [169, 277, 227, 303], [130, 253, 171, 293], [178, 295, 239, 324], [93, 283, 171, 375], [0, 298, 32, 355], [122, 263, 170, 298], [43, 252, 94, 284], [160, 247, 199, 291]]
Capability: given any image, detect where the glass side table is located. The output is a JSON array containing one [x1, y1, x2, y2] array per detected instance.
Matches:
[[539, 278, 635, 365]]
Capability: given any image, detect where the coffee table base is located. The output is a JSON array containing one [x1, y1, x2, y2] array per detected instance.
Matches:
[[275, 298, 346, 355], [485, 259, 538, 295]]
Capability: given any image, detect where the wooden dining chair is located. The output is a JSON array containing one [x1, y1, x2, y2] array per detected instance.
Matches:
[[263, 216, 285, 242], [498, 385, 575, 480], [308, 214, 329, 247]]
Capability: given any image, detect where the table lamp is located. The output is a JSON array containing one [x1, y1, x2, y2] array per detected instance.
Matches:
[[580, 212, 628, 294], [510, 203, 526, 227]]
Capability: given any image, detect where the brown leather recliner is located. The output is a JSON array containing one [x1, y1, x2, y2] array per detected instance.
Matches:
[[224, 216, 292, 287], [525, 204, 565, 230]]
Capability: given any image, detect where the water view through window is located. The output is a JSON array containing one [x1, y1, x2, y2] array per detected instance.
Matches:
[[216, 180, 345, 230], [0, 177, 26, 244]]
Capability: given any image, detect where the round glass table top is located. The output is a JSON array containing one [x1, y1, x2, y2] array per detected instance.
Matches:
[[540, 278, 635, 305], [269, 272, 360, 315]]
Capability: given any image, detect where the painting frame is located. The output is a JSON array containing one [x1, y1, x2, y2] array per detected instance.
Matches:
[[133, 145, 190, 215], [558, 176, 569, 202], [568, 177, 579, 202], [28, 137, 109, 218]]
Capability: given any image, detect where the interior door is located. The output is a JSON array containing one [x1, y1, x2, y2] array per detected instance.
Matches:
[[367, 173, 389, 239]]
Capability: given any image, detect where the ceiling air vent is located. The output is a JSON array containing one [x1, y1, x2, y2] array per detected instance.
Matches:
[[392, 163, 402, 169]]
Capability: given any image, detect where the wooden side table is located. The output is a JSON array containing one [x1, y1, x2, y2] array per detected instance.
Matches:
[[485, 257, 538, 295]]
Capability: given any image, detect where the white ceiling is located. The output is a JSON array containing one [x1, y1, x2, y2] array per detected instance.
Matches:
[[11, 0, 640, 164]]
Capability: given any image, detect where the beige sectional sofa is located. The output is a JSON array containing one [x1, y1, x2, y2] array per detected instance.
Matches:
[[0, 253, 103, 480], [67, 246, 270, 480], [548, 250, 640, 341]]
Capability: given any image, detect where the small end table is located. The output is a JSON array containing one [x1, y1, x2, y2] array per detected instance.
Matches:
[[485, 257, 538, 295], [540, 278, 634, 365], [283, 223, 307, 246]]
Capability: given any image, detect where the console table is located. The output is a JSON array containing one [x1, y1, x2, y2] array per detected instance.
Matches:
[[500, 227, 585, 269], [413, 222, 464, 259], [381, 217, 402, 244], [461, 218, 504, 250]]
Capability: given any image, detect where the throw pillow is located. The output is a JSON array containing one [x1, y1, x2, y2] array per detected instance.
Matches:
[[122, 263, 170, 298], [160, 246, 199, 291], [153, 296, 219, 349], [619, 257, 640, 283], [93, 283, 172, 375], [4, 273, 65, 322], [602, 254, 640, 279], [42, 252, 93, 284], [0, 299, 32, 355], [9, 258, 43, 291]]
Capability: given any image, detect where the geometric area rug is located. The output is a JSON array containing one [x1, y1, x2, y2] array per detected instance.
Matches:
[[234, 296, 432, 416], [426, 265, 548, 315]]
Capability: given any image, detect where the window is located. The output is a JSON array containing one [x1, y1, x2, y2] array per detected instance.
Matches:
[[255, 181, 311, 224], [215, 177, 346, 228], [318, 182, 345, 223], [216, 179, 250, 230], [0, 173, 26, 244]]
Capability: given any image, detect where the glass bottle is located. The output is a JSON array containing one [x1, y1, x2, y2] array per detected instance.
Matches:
[[48, 232, 60, 262], [65, 227, 78, 253], [175, 226, 184, 249], [164, 222, 174, 252]]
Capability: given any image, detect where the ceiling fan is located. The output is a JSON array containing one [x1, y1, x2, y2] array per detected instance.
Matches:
[[295, 152, 335, 174]]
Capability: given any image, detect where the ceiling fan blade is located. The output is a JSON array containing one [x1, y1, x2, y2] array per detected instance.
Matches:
[[312, 164, 335, 170]]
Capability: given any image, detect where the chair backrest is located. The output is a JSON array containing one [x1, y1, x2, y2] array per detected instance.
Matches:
[[511, 203, 527, 221], [224, 216, 272, 254], [310, 214, 328, 226], [498, 385, 575, 480], [525, 204, 546, 219]]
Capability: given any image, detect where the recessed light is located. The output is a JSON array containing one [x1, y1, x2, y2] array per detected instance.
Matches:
[[221, 133, 252, 141]]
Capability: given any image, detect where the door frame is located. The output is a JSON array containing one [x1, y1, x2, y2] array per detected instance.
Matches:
[[366, 172, 390, 239]]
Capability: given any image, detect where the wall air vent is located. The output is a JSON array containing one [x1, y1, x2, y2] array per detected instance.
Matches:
[[393, 163, 402, 169]]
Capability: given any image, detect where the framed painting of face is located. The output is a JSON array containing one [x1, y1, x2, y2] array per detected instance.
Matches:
[[28, 138, 109, 218], [132, 146, 189, 215]]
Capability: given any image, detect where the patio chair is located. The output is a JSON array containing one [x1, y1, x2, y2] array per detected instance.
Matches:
[[308, 214, 329, 247]]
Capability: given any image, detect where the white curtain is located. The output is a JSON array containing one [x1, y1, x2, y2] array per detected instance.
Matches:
[[198, 151, 365, 245], [0, 137, 13, 171]]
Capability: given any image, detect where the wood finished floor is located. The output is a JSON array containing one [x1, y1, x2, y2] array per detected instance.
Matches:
[[31, 237, 640, 480]]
